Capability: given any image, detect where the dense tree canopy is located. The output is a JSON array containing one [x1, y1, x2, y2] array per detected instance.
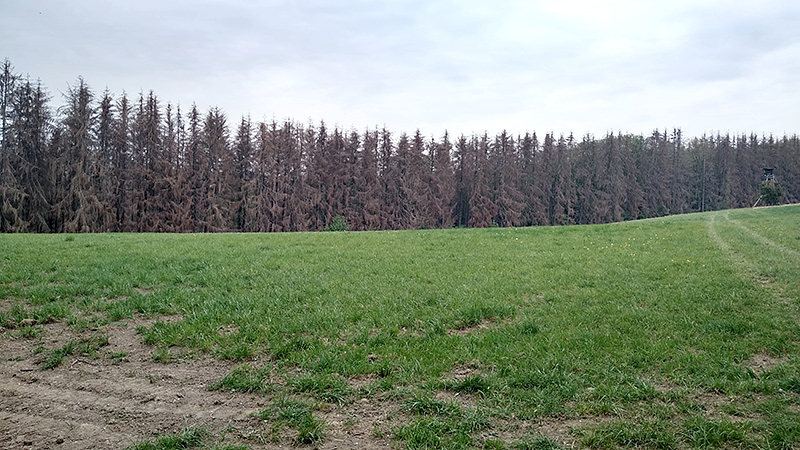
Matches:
[[1, 59, 797, 233]]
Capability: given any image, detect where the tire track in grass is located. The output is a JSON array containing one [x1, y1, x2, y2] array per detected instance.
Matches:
[[723, 210, 800, 259], [708, 210, 800, 312], [707, 211, 757, 275], [708, 210, 800, 277]]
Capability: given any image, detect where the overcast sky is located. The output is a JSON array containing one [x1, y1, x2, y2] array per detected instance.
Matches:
[[2, 0, 799, 138]]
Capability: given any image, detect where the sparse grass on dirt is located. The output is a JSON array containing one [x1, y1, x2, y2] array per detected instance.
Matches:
[[126, 427, 208, 450], [256, 397, 328, 445], [125, 426, 248, 450], [1, 205, 799, 449], [38, 332, 109, 370]]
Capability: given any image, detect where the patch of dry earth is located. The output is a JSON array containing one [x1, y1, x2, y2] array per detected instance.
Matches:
[[0, 317, 394, 450]]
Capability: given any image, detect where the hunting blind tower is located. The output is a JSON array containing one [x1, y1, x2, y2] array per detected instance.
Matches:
[[762, 167, 775, 184], [754, 167, 781, 207]]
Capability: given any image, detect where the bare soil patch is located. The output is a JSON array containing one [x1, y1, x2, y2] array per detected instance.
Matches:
[[743, 351, 787, 375], [534, 416, 610, 449], [448, 319, 493, 336], [216, 323, 238, 336], [434, 390, 477, 409], [445, 360, 486, 379], [0, 316, 395, 450], [490, 415, 612, 450], [692, 390, 731, 409], [131, 287, 154, 295], [0, 298, 14, 314]]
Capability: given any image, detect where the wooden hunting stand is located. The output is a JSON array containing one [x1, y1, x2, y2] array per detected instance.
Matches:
[[753, 167, 778, 207], [762, 168, 775, 184]]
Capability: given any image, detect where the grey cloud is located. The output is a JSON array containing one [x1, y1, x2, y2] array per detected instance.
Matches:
[[1, 0, 798, 136]]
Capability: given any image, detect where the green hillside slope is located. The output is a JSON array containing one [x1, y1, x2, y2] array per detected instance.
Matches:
[[2, 205, 799, 449]]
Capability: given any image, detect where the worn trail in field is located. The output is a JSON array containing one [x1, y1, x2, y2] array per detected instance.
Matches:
[[707, 211, 756, 274]]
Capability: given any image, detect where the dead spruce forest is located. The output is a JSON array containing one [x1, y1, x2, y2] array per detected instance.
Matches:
[[1, 59, 798, 233]]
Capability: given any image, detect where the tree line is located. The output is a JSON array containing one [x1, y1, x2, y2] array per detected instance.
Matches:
[[1, 59, 798, 233]]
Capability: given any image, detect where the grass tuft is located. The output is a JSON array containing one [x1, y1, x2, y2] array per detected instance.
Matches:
[[512, 434, 563, 450], [443, 374, 492, 395], [209, 364, 272, 395], [40, 333, 109, 370], [295, 412, 326, 445], [681, 417, 750, 449], [516, 320, 541, 336], [257, 397, 326, 446], [580, 419, 676, 449], [289, 373, 354, 405], [125, 427, 207, 450], [403, 392, 461, 417], [272, 336, 314, 360], [393, 417, 472, 450], [395, 391, 490, 448]]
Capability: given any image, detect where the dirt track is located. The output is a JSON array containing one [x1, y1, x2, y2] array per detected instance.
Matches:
[[0, 318, 394, 450]]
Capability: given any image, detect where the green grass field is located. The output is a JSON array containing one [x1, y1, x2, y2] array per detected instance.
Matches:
[[2, 206, 799, 449]]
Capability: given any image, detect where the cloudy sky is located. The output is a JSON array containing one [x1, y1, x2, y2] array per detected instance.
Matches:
[[2, 0, 799, 138]]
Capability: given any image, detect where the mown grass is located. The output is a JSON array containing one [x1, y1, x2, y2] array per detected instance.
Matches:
[[2, 205, 799, 449]]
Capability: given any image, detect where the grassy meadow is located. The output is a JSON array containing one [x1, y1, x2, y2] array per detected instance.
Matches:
[[2, 205, 800, 449]]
